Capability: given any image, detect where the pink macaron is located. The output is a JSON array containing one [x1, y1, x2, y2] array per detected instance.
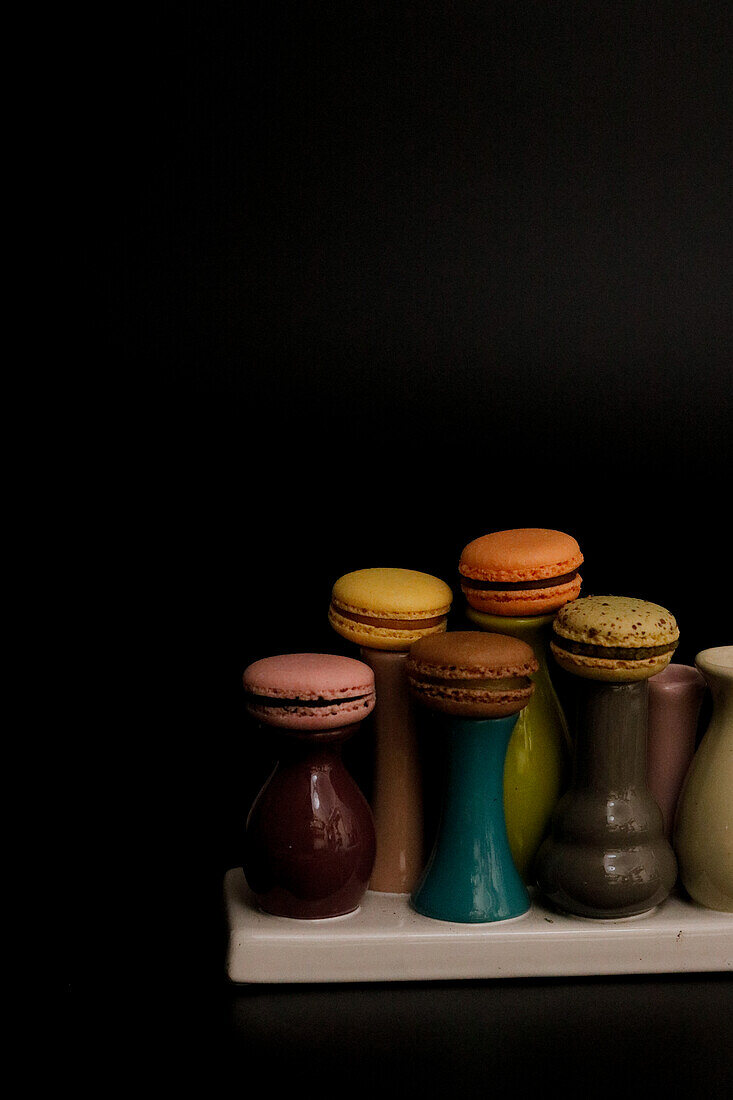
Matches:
[[243, 653, 377, 731]]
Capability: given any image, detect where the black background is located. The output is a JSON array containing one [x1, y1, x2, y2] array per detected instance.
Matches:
[[85, 1, 732, 1091]]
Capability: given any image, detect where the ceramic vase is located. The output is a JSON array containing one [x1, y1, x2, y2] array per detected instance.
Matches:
[[360, 648, 424, 893], [673, 646, 733, 912], [411, 713, 530, 923], [535, 679, 677, 918], [647, 663, 706, 838], [244, 723, 376, 918], [465, 608, 570, 881]]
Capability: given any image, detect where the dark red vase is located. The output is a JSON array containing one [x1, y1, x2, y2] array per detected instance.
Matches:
[[244, 724, 376, 918]]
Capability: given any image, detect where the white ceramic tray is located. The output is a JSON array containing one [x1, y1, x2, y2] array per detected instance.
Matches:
[[224, 868, 733, 984]]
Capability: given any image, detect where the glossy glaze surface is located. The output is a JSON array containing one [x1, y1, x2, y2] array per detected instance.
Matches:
[[244, 727, 376, 918], [674, 646, 733, 912], [536, 679, 677, 918], [411, 714, 529, 923], [465, 608, 570, 881]]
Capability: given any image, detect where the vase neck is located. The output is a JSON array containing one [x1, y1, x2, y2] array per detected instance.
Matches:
[[696, 647, 733, 734], [573, 680, 649, 790], [359, 647, 413, 737], [278, 740, 343, 769], [464, 610, 553, 665], [441, 715, 518, 803]]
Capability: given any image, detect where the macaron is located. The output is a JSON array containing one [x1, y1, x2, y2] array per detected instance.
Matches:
[[550, 595, 680, 682], [459, 528, 583, 616], [406, 631, 538, 719], [328, 567, 453, 652], [243, 653, 376, 730]]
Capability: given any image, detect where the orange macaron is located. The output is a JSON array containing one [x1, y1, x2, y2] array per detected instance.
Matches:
[[459, 528, 583, 617]]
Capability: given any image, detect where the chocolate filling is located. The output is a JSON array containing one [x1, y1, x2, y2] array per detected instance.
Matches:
[[461, 569, 578, 591], [246, 692, 373, 709], [552, 637, 677, 661], [413, 674, 529, 690], [333, 607, 447, 630]]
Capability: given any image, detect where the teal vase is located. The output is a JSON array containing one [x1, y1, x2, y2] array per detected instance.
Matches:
[[411, 714, 530, 923]]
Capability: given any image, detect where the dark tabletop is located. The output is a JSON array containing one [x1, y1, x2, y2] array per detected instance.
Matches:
[[224, 972, 733, 1093]]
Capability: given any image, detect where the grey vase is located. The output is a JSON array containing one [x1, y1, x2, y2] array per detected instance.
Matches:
[[535, 679, 678, 918]]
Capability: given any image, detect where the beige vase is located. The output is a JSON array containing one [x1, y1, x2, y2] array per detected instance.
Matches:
[[673, 646, 733, 912], [360, 648, 425, 893]]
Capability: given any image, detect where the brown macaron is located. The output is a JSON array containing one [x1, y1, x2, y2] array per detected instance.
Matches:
[[406, 631, 538, 719]]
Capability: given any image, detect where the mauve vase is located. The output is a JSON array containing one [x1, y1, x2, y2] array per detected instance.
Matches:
[[535, 679, 677, 918], [244, 724, 376, 919], [647, 663, 706, 838], [673, 646, 733, 912]]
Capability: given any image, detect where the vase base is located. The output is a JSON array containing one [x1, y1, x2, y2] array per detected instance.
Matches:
[[369, 889, 412, 897], [409, 901, 531, 926], [255, 902, 362, 921], [548, 905, 658, 923]]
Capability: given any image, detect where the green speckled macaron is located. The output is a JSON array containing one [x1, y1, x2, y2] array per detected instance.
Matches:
[[550, 595, 680, 682]]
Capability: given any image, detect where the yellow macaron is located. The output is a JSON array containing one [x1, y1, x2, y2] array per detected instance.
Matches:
[[329, 568, 453, 652]]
